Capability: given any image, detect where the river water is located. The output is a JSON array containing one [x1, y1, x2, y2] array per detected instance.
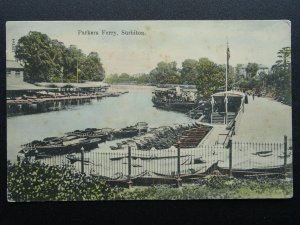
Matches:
[[7, 85, 194, 161]]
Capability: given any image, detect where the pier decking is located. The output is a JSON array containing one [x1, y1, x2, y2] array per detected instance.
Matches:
[[7, 92, 124, 104], [198, 96, 292, 146]]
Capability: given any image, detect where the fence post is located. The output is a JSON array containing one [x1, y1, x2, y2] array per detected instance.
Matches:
[[127, 146, 133, 188], [176, 141, 182, 187], [284, 135, 287, 175], [80, 146, 85, 174], [228, 139, 233, 177]]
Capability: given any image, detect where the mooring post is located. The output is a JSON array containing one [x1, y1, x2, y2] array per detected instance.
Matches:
[[127, 146, 133, 188], [176, 141, 182, 187], [284, 135, 288, 175], [228, 139, 233, 177], [80, 146, 85, 174]]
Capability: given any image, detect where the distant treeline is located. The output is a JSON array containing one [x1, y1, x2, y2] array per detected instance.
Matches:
[[106, 59, 235, 98], [15, 31, 105, 83], [106, 46, 291, 105]]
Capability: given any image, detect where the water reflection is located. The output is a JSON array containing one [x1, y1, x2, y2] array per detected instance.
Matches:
[[7, 98, 94, 117]]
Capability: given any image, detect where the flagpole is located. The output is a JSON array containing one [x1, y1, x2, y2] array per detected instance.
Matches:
[[76, 59, 79, 83], [225, 41, 228, 124]]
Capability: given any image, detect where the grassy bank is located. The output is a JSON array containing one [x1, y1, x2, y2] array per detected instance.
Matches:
[[117, 177, 293, 200], [7, 161, 292, 201]]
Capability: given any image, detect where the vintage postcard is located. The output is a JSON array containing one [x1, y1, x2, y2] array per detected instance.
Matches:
[[6, 21, 292, 201]]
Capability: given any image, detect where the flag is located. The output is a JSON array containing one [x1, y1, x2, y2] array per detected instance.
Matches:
[[226, 43, 230, 71], [227, 44, 230, 62]]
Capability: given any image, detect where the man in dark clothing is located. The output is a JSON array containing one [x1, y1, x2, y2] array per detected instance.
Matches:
[[244, 92, 248, 104]]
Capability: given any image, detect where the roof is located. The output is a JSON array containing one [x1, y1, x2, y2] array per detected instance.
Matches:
[[6, 60, 24, 69], [35, 82, 110, 88], [212, 91, 244, 97], [7, 81, 59, 91]]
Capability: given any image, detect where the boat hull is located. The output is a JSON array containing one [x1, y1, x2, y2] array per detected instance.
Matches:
[[34, 138, 101, 155], [152, 99, 197, 113]]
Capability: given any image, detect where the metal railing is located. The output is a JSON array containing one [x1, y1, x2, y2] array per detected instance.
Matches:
[[34, 135, 292, 186]]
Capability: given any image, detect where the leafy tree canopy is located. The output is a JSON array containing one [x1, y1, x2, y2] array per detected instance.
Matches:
[[245, 63, 259, 78], [15, 31, 105, 83]]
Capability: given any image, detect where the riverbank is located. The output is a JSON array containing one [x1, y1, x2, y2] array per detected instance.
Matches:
[[7, 161, 292, 201], [7, 91, 124, 104]]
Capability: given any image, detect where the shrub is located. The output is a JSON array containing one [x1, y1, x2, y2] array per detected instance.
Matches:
[[7, 161, 118, 201], [7, 161, 293, 201]]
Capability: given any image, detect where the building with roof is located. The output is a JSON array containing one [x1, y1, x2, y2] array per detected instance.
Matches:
[[6, 60, 60, 97], [210, 91, 244, 124], [6, 60, 24, 85], [6, 60, 109, 97], [35, 82, 110, 93], [235, 64, 269, 79], [256, 64, 269, 77]]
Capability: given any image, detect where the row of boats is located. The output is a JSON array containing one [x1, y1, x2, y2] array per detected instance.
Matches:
[[18, 122, 149, 158], [109, 123, 212, 151], [18, 121, 212, 159]]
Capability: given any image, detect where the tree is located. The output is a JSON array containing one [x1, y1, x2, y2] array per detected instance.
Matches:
[[268, 47, 291, 105], [80, 52, 105, 81], [235, 64, 245, 82], [48, 39, 66, 82], [118, 73, 131, 83], [258, 71, 268, 89], [15, 31, 59, 82], [135, 73, 150, 84], [62, 45, 86, 82], [245, 63, 259, 78], [105, 73, 119, 84], [15, 31, 105, 83], [195, 58, 226, 98], [181, 59, 198, 84], [149, 61, 180, 84], [275, 47, 291, 71]]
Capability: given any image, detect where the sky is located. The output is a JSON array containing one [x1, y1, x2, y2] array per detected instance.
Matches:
[[6, 20, 291, 75]]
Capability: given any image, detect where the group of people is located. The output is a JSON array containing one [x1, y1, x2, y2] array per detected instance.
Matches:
[[243, 89, 256, 104]]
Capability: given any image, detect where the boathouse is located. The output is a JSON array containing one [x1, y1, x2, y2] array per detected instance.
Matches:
[[35, 82, 110, 94], [6, 60, 24, 85], [6, 60, 59, 98], [210, 91, 244, 124]]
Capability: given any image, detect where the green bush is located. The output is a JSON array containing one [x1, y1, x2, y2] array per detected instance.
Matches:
[[7, 161, 118, 201], [7, 161, 293, 201]]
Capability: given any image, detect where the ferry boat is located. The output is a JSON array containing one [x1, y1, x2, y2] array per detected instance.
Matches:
[[152, 86, 198, 112]]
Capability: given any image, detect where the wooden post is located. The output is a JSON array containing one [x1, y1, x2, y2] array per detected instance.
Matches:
[[176, 141, 182, 187], [80, 146, 85, 174], [127, 146, 133, 188], [211, 99, 214, 124], [228, 139, 233, 177], [284, 135, 287, 175]]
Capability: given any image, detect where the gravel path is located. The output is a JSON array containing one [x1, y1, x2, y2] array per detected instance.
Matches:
[[233, 96, 292, 143]]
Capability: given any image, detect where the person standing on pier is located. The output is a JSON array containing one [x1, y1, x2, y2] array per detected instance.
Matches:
[[244, 91, 248, 104]]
